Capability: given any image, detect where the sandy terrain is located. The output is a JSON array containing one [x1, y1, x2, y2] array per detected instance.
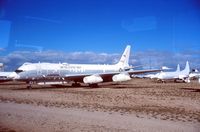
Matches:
[[0, 78, 200, 132]]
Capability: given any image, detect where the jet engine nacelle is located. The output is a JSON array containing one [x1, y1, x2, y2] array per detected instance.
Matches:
[[83, 75, 103, 84], [112, 73, 131, 82]]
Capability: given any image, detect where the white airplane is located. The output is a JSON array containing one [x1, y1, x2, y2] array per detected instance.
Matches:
[[0, 72, 18, 82], [13, 45, 161, 88], [144, 64, 180, 79], [0, 63, 19, 82], [161, 66, 173, 70], [157, 61, 190, 83], [189, 69, 200, 83]]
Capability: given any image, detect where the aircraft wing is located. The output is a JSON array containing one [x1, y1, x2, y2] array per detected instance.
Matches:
[[64, 73, 117, 83], [128, 69, 161, 75], [63, 69, 161, 83]]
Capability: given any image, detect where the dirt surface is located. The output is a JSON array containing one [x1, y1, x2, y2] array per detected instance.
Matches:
[[0, 79, 200, 132]]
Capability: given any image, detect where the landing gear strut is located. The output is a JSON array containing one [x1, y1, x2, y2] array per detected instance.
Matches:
[[184, 78, 190, 83], [27, 81, 34, 89]]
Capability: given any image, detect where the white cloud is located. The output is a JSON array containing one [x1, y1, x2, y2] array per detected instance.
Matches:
[[0, 50, 120, 70], [133, 50, 200, 70], [0, 48, 5, 51], [0, 49, 199, 71]]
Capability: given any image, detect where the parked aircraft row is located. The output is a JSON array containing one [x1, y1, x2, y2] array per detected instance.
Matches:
[[1, 45, 198, 87], [0, 45, 161, 88], [144, 64, 180, 79], [143, 62, 200, 83], [157, 61, 190, 83]]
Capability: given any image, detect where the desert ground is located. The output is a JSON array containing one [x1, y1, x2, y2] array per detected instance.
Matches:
[[0, 78, 200, 132]]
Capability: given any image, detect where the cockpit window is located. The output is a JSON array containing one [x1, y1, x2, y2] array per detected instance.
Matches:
[[15, 69, 24, 73]]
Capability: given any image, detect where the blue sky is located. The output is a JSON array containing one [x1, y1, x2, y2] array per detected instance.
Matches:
[[0, 0, 200, 70]]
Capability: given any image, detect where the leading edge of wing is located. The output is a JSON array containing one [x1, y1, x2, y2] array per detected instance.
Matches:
[[63, 69, 161, 82], [63, 72, 120, 82], [128, 69, 161, 75]]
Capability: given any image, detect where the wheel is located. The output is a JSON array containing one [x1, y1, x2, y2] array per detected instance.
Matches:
[[27, 85, 32, 89]]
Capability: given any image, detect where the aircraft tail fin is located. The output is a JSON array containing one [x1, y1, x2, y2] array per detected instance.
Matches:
[[182, 61, 190, 74], [116, 45, 131, 68], [176, 64, 180, 72]]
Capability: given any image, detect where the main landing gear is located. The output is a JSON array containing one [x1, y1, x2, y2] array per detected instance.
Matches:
[[27, 81, 34, 89], [71, 82, 99, 88]]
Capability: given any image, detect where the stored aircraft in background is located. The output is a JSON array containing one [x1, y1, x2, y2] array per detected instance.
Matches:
[[0, 63, 18, 82], [0, 71, 17, 82], [13, 45, 161, 88], [144, 64, 180, 79], [189, 69, 200, 83], [156, 61, 190, 83]]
